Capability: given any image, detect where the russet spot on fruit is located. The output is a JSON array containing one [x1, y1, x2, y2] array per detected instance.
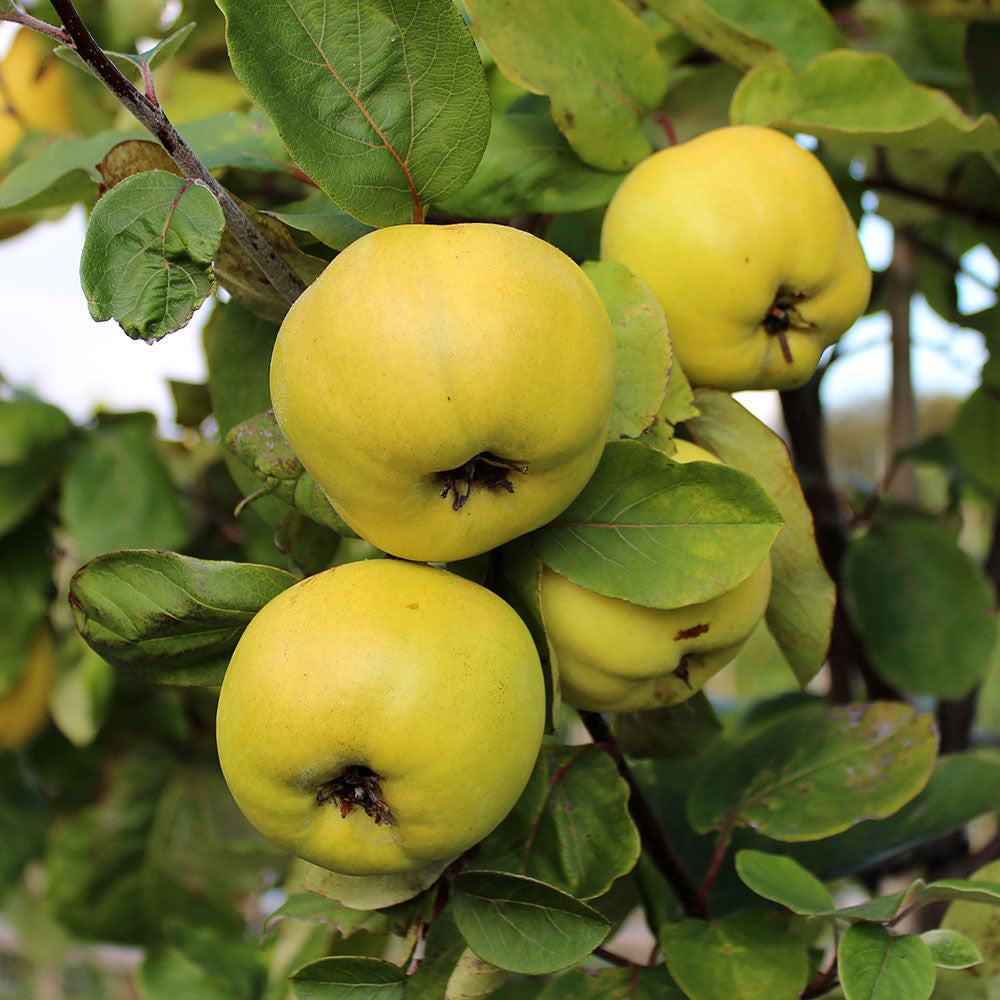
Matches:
[[215, 559, 545, 876], [269, 222, 617, 563], [540, 440, 773, 713], [600, 125, 872, 392]]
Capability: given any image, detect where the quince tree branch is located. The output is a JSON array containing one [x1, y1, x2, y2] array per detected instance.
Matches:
[[3, 0, 306, 306]]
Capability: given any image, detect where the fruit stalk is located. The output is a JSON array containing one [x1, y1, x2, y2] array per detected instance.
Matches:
[[41, 0, 306, 306]]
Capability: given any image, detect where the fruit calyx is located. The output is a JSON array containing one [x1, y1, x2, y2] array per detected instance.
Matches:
[[435, 452, 528, 511], [316, 765, 393, 825], [762, 292, 815, 366]]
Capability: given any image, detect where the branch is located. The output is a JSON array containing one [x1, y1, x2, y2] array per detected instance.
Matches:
[[579, 711, 708, 920], [41, 0, 306, 305], [0, 7, 71, 43]]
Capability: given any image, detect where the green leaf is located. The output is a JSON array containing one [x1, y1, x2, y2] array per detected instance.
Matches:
[[465, 0, 667, 172], [265, 892, 390, 937], [270, 190, 374, 251], [582, 261, 672, 442], [0, 757, 48, 896], [785, 750, 1000, 880], [0, 516, 53, 693], [59, 418, 193, 562], [843, 518, 997, 699], [439, 113, 626, 218], [734, 850, 835, 914], [647, 0, 842, 72], [475, 745, 641, 900], [54, 23, 196, 80], [226, 411, 357, 535], [687, 702, 938, 840], [921, 929, 984, 970], [968, 23, 1000, 118], [302, 859, 449, 911], [688, 389, 834, 687], [531, 439, 782, 609], [731, 50, 1000, 152], [953, 386, 1000, 496], [80, 171, 224, 342], [451, 871, 610, 975], [218, 0, 490, 226], [69, 550, 296, 685], [912, 878, 1000, 909], [837, 924, 935, 1000], [0, 397, 73, 539], [288, 957, 405, 999], [536, 965, 686, 998], [640, 360, 699, 454], [50, 634, 115, 747], [612, 692, 723, 761], [660, 911, 810, 1000], [403, 910, 496, 1000]]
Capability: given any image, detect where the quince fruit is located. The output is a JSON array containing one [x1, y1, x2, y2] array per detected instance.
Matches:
[[600, 126, 871, 391], [216, 558, 545, 875], [0, 625, 54, 750], [541, 440, 772, 712], [270, 222, 617, 562]]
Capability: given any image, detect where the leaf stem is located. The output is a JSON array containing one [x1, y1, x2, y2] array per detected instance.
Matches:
[[698, 823, 733, 904], [41, 0, 306, 306], [579, 711, 708, 920]]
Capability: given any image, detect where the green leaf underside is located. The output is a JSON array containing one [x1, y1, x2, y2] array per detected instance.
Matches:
[[302, 859, 448, 911], [466, 0, 667, 172], [532, 439, 782, 609], [731, 50, 1000, 151], [583, 260, 672, 442], [439, 113, 626, 217], [921, 929, 984, 969], [218, 0, 491, 226], [843, 518, 997, 699], [80, 171, 224, 342], [837, 924, 935, 1000], [451, 871, 610, 975], [647, 0, 842, 72], [687, 702, 938, 840], [475, 745, 641, 900], [689, 389, 834, 687], [69, 550, 296, 685], [289, 956, 405, 999], [660, 911, 810, 1000]]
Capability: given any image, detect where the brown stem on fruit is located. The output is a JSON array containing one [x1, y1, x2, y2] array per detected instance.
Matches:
[[579, 711, 709, 920], [316, 765, 393, 825], [762, 293, 814, 366], [435, 452, 528, 512]]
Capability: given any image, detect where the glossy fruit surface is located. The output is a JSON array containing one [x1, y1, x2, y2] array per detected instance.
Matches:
[[0, 625, 54, 750], [600, 126, 871, 391], [216, 559, 545, 875], [270, 222, 617, 562], [541, 440, 773, 712]]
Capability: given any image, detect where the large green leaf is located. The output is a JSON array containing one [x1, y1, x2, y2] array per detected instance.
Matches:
[[439, 113, 626, 218], [531, 439, 782, 609], [0, 397, 73, 540], [451, 871, 609, 975], [952, 385, 1000, 496], [647, 0, 842, 72], [731, 50, 1000, 151], [475, 745, 640, 900], [843, 518, 997, 699], [69, 550, 296, 685], [218, 0, 490, 226], [288, 957, 405, 999], [80, 170, 225, 342], [465, 0, 667, 172], [660, 911, 810, 1000], [687, 702, 938, 840], [688, 389, 834, 687], [837, 924, 935, 1000]]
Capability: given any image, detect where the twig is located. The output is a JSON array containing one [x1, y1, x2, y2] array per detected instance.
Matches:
[[0, 7, 72, 43], [36, 0, 305, 305], [593, 945, 634, 968], [579, 711, 708, 920]]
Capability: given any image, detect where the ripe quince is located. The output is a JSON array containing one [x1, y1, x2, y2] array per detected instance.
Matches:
[[216, 559, 545, 875], [600, 126, 871, 391], [541, 440, 772, 712], [270, 222, 617, 562], [0, 625, 54, 750]]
